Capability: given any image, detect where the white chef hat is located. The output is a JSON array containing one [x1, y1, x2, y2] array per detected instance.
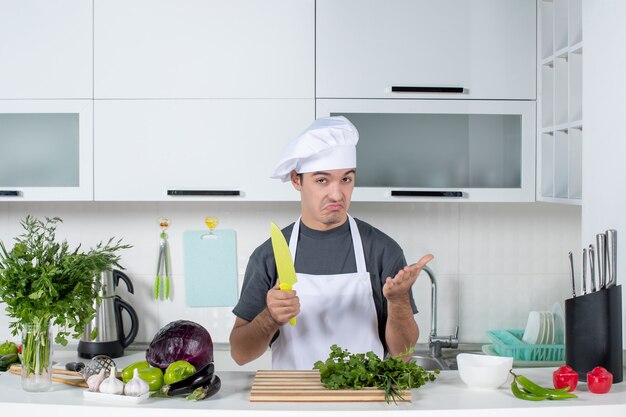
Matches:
[[270, 116, 359, 182]]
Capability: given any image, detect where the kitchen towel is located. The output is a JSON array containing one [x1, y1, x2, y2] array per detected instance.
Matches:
[[183, 229, 238, 307]]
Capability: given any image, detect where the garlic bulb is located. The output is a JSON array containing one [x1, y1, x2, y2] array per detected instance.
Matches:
[[99, 366, 125, 395], [124, 368, 149, 397], [87, 368, 106, 392]]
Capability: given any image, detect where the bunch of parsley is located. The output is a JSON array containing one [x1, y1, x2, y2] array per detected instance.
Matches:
[[0, 215, 131, 346], [313, 344, 439, 403]]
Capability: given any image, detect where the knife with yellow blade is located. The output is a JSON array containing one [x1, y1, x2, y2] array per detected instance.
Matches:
[[270, 222, 297, 326]]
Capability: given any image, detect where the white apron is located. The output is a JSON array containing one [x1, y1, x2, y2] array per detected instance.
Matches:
[[271, 215, 384, 370]]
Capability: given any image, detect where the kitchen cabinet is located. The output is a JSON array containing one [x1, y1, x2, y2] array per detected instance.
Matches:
[[94, 99, 314, 201], [317, 99, 536, 202], [0, 0, 92, 99], [537, 0, 583, 205], [94, 0, 314, 99], [316, 0, 536, 100], [0, 100, 94, 201]]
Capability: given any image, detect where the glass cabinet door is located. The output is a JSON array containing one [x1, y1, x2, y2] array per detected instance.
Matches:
[[0, 100, 93, 201], [317, 99, 535, 202]]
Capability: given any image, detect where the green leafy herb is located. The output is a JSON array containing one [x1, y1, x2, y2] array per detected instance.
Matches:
[[313, 344, 439, 404], [0, 215, 131, 346]]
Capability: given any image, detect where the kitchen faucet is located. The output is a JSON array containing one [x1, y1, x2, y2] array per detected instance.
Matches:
[[423, 265, 459, 358]]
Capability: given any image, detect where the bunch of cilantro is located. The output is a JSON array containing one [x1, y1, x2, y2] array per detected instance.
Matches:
[[313, 344, 439, 403]]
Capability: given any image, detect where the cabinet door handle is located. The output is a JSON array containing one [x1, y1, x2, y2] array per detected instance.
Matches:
[[391, 86, 464, 93], [167, 190, 241, 197], [391, 191, 464, 198], [0, 190, 22, 197]]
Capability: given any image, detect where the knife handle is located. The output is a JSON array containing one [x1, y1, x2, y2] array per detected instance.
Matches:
[[279, 283, 297, 326]]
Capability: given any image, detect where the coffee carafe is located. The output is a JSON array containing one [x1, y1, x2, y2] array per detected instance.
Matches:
[[78, 270, 139, 359]]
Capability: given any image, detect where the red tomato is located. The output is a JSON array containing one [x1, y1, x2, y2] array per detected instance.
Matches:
[[587, 366, 613, 394], [17, 344, 22, 355], [553, 365, 578, 392]]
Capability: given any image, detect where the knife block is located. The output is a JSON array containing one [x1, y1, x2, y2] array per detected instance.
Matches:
[[565, 285, 622, 383]]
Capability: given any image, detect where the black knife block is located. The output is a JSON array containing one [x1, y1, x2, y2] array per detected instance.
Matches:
[[565, 285, 622, 383]]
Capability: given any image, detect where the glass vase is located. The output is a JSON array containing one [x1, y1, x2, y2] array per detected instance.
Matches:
[[20, 320, 53, 392]]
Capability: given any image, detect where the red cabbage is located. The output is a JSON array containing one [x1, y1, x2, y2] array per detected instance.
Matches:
[[146, 320, 213, 370]]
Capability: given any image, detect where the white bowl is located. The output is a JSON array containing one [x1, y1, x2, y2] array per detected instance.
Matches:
[[457, 353, 514, 389]]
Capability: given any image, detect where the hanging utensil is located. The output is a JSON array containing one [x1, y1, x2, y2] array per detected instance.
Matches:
[[606, 229, 617, 288], [568, 251, 576, 298], [154, 217, 171, 300], [596, 233, 607, 290], [589, 244, 597, 292]]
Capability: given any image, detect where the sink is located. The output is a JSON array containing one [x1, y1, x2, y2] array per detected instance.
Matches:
[[410, 355, 447, 371], [410, 348, 484, 371], [411, 355, 459, 371]]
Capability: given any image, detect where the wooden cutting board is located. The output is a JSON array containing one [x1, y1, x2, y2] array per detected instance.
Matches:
[[250, 370, 411, 402]]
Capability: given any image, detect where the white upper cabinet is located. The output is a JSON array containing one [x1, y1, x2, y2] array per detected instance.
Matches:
[[0, 0, 92, 99], [316, 0, 536, 100], [94, 99, 314, 201], [94, 0, 314, 99], [0, 100, 94, 201]]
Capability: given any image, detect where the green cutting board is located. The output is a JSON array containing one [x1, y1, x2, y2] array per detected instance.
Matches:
[[183, 230, 238, 307]]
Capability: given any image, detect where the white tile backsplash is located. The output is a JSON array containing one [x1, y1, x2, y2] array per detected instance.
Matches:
[[0, 201, 580, 348]]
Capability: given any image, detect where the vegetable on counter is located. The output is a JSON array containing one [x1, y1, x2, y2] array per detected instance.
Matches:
[[510, 370, 577, 401], [164, 360, 196, 385], [122, 360, 164, 391], [0, 353, 19, 371], [553, 365, 578, 392], [122, 361, 151, 383], [87, 369, 106, 392], [152, 362, 220, 401], [587, 366, 613, 394], [313, 344, 438, 404], [124, 368, 150, 397], [146, 320, 213, 370], [99, 366, 125, 395], [0, 340, 18, 355]]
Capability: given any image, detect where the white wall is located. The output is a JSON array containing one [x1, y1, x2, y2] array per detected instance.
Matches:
[[0, 201, 580, 347], [582, 1, 626, 340]]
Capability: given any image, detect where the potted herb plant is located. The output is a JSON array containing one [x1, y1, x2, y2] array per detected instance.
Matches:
[[0, 216, 130, 392]]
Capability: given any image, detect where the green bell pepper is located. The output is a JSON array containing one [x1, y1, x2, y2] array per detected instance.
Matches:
[[138, 367, 164, 391], [0, 341, 18, 356], [122, 360, 151, 383], [164, 360, 196, 385]]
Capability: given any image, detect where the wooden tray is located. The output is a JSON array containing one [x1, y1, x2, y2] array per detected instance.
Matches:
[[8, 364, 87, 388], [250, 370, 411, 402]]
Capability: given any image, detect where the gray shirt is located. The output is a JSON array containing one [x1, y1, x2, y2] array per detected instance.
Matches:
[[232, 217, 418, 353]]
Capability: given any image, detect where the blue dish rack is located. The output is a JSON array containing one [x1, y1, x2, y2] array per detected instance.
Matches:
[[486, 329, 565, 362]]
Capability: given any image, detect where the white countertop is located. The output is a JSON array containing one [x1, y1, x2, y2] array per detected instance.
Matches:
[[2, 350, 626, 417]]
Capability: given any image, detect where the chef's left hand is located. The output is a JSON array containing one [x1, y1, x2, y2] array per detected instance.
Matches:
[[383, 254, 434, 302]]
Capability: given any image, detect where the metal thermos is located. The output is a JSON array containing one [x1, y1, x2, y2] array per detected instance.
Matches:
[[77, 270, 139, 359]]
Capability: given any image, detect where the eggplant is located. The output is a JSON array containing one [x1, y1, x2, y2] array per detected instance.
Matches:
[[159, 362, 215, 396], [186, 375, 221, 401]]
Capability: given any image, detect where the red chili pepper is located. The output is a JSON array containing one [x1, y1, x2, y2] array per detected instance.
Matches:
[[587, 366, 613, 394], [553, 365, 578, 392]]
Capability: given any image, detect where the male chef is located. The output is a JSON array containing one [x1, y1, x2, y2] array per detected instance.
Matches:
[[230, 116, 433, 370]]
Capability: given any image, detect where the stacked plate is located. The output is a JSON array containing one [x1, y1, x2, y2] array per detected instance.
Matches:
[[522, 306, 563, 345]]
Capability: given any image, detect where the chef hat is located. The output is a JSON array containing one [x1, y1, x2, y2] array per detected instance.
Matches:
[[271, 116, 359, 182]]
